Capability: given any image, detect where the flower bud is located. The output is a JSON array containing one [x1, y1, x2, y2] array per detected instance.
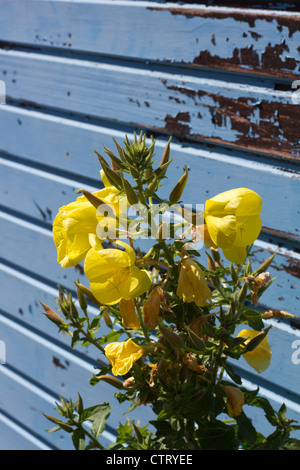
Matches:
[[121, 176, 139, 206], [223, 385, 245, 418], [189, 314, 205, 338], [155, 137, 172, 178], [143, 287, 162, 329], [123, 377, 136, 389], [95, 375, 125, 390], [186, 326, 206, 351], [169, 165, 189, 205], [94, 149, 123, 190], [103, 145, 124, 171], [159, 322, 182, 348], [40, 302, 65, 327], [262, 309, 295, 319], [177, 256, 212, 307], [119, 298, 140, 329], [254, 252, 276, 276], [76, 283, 88, 313], [74, 282, 102, 308], [182, 353, 206, 373], [75, 189, 105, 210]]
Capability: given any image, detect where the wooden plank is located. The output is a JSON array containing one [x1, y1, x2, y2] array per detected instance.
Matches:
[[0, 262, 100, 351], [0, 366, 116, 449], [0, 106, 299, 242], [0, 412, 52, 450], [0, 50, 299, 160], [0, 1, 300, 79]]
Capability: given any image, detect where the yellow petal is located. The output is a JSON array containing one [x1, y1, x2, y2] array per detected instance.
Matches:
[[204, 214, 237, 249], [53, 188, 121, 268], [223, 385, 245, 418], [100, 169, 111, 188], [84, 247, 132, 281], [237, 329, 272, 373], [234, 215, 262, 247], [53, 203, 98, 268], [177, 257, 211, 307], [84, 245, 151, 305], [205, 188, 262, 256], [222, 245, 247, 265], [119, 299, 140, 329], [126, 266, 152, 300], [104, 339, 145, 376]]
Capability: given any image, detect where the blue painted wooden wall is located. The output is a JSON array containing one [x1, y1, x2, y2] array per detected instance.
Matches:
[[0, 0, 300, 450]]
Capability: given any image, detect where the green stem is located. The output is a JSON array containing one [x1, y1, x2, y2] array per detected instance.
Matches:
[[211, 339, 224, 385], [159, 240, 174, 266], [71, 319, 106, 354], [72, 419, 105, 450], [135, 300, 151, 342]]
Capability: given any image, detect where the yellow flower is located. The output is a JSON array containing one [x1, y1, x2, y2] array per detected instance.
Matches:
[[53, 187, 122, 268], [176, 257, 211, 307], [237, 328, 271, 373], [143, 287, 162, 329], [204, 188, 262, 264], [104, 339, 145, 376], [100, 169, 111, 188], [84, 240, 152, 305], [223, 385, 245, 418], [119, 298, 140, 329], [194, 224, 218, 250]]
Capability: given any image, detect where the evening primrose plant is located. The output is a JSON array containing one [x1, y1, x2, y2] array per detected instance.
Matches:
[[42, 132, 300, 450]]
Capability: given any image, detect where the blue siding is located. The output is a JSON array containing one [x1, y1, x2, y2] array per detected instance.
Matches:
[[0, 0, 299, 449]]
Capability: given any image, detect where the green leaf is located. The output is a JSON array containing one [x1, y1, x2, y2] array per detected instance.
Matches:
[[221, 361, 242, 385], [43, 414, 74, 433], [90, 315, 101, 334], [195, 420, 238, 450], [248, 396, 276, 425], [98, 330, 122, 345], [282, 438, 300, 450], [72, 428, 86, 450], [236, 412, 257, 445], [81, 403, 111, 439]]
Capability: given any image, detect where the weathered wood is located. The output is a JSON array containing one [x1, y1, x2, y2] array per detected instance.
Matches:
[[0, 0, 299, 449], [1, 50, 299, 160], [0, 107, 299, 243], [0, 412, 52, 450], [0, 367, 74, 450], [0, 1, 300, 79], [0, 51, 300, 160]]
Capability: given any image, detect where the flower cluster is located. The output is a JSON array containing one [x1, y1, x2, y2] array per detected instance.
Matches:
[[42, 132, 298, 451]]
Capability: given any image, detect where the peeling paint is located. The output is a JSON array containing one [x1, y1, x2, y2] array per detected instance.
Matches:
[[148, 6, 300, 78], [157, 80, 300, 159], [53, 357, 67, 369]]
